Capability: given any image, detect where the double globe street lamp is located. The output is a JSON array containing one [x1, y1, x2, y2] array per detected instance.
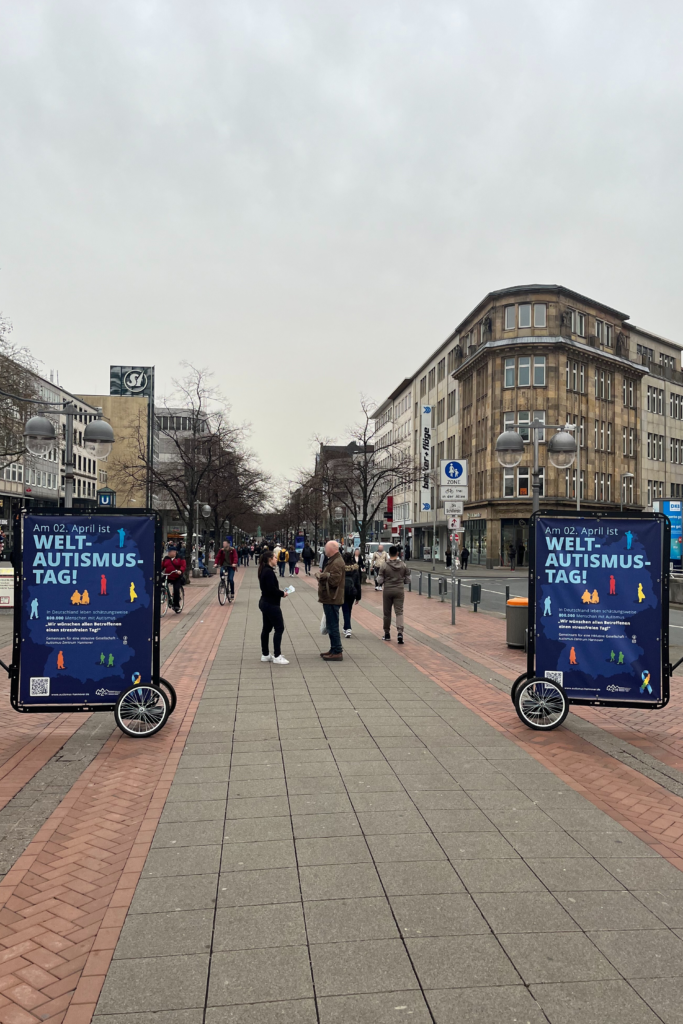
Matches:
[[495, 419, 578, 514], [23, 405, 114, 509]]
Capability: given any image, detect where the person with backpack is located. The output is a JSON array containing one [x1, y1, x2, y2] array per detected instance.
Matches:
[[302, 542, 314, 575], [277, 546, 289, 577], [342, 552, 362, 638], [377, 544, 410, 644]]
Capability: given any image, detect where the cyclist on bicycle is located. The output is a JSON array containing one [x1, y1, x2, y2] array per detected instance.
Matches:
[[162, 546, 186, 612], [214, 539, 238, 598]]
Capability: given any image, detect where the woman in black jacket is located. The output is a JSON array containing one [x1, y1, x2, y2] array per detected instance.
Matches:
[[258, 550, 289, 665], [342, 552, 362, 639]]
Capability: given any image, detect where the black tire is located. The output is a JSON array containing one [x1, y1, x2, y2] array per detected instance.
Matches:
[[157, 677, 177, 715], [115, 683, 170, 737], [514, 678, 569, 731], [218, 578, 227, 605], [510, 670, 533, 705], [160, 587, 169, 617]]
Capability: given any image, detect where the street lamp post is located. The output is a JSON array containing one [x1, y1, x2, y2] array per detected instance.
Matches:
[[23, 403, 114, 509], [620, 472, 635, 512], [495, 421, 577, 515]]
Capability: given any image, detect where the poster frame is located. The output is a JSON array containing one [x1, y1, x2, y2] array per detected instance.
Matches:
[[527, 508, 670, 711], [10, 507, 163, 715]]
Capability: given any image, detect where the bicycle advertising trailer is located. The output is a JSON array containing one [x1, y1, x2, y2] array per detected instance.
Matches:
[[1, 508, 177, 737], [512, 509, 672, 730]]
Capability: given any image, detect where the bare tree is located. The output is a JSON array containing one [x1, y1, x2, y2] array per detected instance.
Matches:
[[0, 316, 41, 470]]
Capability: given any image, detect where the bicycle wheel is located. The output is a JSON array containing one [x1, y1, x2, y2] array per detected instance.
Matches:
[[115, 684, 170, 737], [157, 677, 177, 715], [218, 578, 227, 605], [514, 678, 569, 731], [174, 586, 184, 614], [160, 586, 169, 617]]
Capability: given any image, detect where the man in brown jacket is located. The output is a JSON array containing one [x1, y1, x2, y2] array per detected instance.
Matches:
[[317, 540, 345, 660], [377, 544, 410, 643]]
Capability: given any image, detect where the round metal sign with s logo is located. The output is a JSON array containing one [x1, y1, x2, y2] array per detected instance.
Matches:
[[123, 369, 148, 393]]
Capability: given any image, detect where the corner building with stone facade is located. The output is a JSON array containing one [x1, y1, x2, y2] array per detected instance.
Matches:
[[374, 284, 683, 568]]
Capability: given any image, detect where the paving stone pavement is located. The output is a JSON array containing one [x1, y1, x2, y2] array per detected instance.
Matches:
[[92, 569, 683, 1024]]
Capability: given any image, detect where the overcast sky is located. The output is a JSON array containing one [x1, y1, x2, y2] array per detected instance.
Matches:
[[2, 0, 682, 488]]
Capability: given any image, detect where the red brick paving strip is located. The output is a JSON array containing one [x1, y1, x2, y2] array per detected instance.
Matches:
[[0, 574, 238, 1024]]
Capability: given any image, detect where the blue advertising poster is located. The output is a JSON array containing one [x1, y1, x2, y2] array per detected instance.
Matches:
[[534, 517, 664, 704], [19, 514, 156, 706], [295, 536, 305, 553], [663, 501, 682, 563]]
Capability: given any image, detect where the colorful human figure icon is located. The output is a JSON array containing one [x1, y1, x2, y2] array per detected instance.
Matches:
[[618, 651, 625, 665], [609, 650, 616, 662], [609, 575, 616, 595], [543, 596, 552, 616], [638, 582, 645, 603], [30, 598, 39, 619], [625, 530, 633, 550], [569, 647, 578, 665], [591, 590, 599, 603], [100, 574, 107, 596], [117, 528, 126, 548], [107, 653, 115, 667], [129, 582, 137, 603], [99, 652, 106, 665], [57, 651, 65, 670], [71, 590, 81, 605], [81, 590, 90, 605], [581, 590, 591, 604]]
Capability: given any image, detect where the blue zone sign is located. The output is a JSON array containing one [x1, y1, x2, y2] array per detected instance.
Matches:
[[534, 517, 665, 704], [18, 514, 156, 707]]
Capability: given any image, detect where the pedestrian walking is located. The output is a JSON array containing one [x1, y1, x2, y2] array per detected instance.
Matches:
[[317, 540, 345, 660], [508, 543, 516, 571], [258, 550, 289, 665], [460, 545, 469, 569], [371, 544, 388, 590], [404, 542, 411, 562], [288, 546, 299, 576], [277, 546, 288, 577], [342, 552, 362, 638], [377, 545, 410, 643], [445, 548, 452, 569], [302, 542, 314, 575]]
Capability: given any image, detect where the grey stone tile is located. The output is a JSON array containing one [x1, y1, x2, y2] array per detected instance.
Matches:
[[337, 760, 396, 776], [227, 779, 288, 799], [426, 985, 549, 1024], [349, 792, 418, 813], [292, 812, 361, 839], [167, 783, 230, 803], [410, 791, 478, 811], [173, 768, 231, 785], [456, 774, 520, 792], [299, 863, 384, 900], [206, 1001, 317, 1023], [469, 791, 537, 811], [575, 831, 660, 859], [223, 817, 292, 844], [143, 845, 221, 878], [217, 867, 301, 907], [556, 891, 667, 931], [588, 928, 683, 978], [213, 903, 306, 950], [304, 896, 399, 942], [634, 889, 683, 927], [377, 861, 464, 896], [152, 820, 225, 848], [420, 808, 496, 833], [289, 793, 353, 814], [207, 946, 313, 1005], [400, 774, 463, 792], [527, 858, 622, 892], [310, 938, 418, 996], [549, 807, 618, 831], [94, 1013, 203, 1024], [407, 935, 521, 989], [631, 977, 683, 1024], [179, 754, 233, 769], [531, 980, 661, 1024], [344, 775, 405, 793], [97, 954, 209, 1013], [221, 840, 297, 871], [505, 831, 590, 859], [226, 796, 290, 818], [114, 910, 214, 958], [367, 833, 446, 862], [356, 810, 429, 835], [232, 751, 282, 766], [390, 893, 489, 937], [160, 800, 227, 824], [317, 991, 432, 1024], [437, 832, 518, 861], [130, 875, 218, 914], [229, 765, 285, 781], [598, 857, 683, 890], [284, 762, 341, 778], [473, 892, 578, 933], [457, 859, 545, 893], [296, 836, 372, 866], [484, 808, 562, 832], [499, 931, 618, 983]]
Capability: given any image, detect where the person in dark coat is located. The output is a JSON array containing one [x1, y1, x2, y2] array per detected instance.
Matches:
[[302, 543, 314, 575], [460, 545, 469, 569], [445, 548, 452, 569], [342, 552, 362, 638], [258, 550, 290, 664], [288, 546, 299, 576]]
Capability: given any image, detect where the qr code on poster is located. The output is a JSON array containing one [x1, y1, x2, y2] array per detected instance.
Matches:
[[544, 671, 563, 685], [30, 677, 50, 697]]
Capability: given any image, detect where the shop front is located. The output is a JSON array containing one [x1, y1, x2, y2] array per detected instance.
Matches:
[[500, 517, 530, 568], [464, 517, 487, 566]]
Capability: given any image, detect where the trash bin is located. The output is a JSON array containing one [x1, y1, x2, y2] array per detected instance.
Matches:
[[506, 597, 528, 648]]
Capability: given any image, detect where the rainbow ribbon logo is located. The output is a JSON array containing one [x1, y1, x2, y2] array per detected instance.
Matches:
[[640, 670, 652, 695]]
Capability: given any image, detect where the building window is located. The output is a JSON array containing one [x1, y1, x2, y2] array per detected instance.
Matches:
[[607, 475, 612, 502], [622, 427, 627, 456], [504, 358, 515, 387], [518, 467, 529, 497], [447, 347, 458, 373], [605, 323, 613, 347], [661, 353, 676, 370], [420, 376, 427, 397], [595, 420, 599, 450], [533, 410, 546, 442], [607, 422, 612, 451], [533, 356, 546, 386], [637, 343, 654, 363], [447, 390, 456, 418], [428, 368, 436, 391], [437, 398, 445, 425], [518, 357, 530, 387], [647, 480, 652, 505], [518, 304, 532, 329], [503, 468, 514, 497], [447, 435, 456, 459], [533, 304, 547, 328], [577, 312, 585, 337], [438, 440, 444, 462], [437, 358, 446, 382], [595, 319, 603, 343], [629, 428, 635, 456], [517, 410, 531, 441], [504, 306, 515, 330]]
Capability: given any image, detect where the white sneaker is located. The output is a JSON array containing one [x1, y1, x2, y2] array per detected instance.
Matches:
[[261, 654, 273, 662], [344, 629, 352, 638], [272, 655, 289, 665]]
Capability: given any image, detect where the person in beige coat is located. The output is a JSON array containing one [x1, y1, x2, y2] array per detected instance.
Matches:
[[371, 544, 388, 591], [377, 545, 410, 643]]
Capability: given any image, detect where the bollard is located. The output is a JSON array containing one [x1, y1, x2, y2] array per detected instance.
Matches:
[[428, 573, 432, 599], [440, 577, 445, 602], [457, 578, 461, 607], [506, 585, 510, 605], [471, 583, 482, 613], [418, 572, 422, 596], [451, 574, 456, 624], [408, 574, 412, 592]]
